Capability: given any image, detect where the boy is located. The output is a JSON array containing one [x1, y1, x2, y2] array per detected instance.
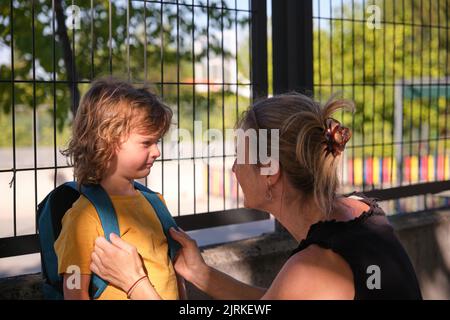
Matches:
[[55, 78, 185, 300]]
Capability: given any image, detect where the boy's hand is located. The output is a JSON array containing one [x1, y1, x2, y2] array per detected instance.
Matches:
[[90, 233, 147, 293]]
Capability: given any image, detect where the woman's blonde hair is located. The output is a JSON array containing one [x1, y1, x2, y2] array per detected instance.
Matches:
[[61, 77, 173, 187], [237, 92, 355, 218]]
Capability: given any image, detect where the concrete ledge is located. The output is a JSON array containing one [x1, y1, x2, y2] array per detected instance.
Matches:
[[389, 209, 450, 299], [1, 209, 450, 300], [0, 273, 43, 300], [389, 209, 450, 231]]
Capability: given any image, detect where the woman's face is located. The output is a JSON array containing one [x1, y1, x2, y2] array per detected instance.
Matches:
[[232, 140, 270, 211]]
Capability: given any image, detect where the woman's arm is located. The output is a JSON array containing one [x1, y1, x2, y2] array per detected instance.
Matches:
[[127, 278, 161, 300], [189, 264, 266, 300], [128, 263, 266, 300], [169, 228, 266, 300], [177, 274, 188, 300], [261, 245, 355, 299], [90, 234, 160, 299], [63, 274, 91, 300]]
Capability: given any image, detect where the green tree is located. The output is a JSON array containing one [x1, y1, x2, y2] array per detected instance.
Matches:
[[0, 0, 246, 147], [313, 0, 450, 157]]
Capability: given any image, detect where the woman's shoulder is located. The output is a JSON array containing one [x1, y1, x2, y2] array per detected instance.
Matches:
[[263, 244, 355, 299]]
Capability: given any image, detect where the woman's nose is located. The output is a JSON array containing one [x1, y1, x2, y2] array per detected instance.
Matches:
[[232, 159, 237, 173]]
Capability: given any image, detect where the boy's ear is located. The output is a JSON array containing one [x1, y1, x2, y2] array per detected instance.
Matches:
[[105, 150, 119, 173], [113, 142, 122, 155]]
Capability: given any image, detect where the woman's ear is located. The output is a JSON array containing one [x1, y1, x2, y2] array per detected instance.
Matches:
[[262, 159, 281, 185], [259, 158, 279, 176]]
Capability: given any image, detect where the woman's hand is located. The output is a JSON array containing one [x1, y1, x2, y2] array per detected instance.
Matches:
[[169, 227, 209, 283], [90, 233, 147, 293]]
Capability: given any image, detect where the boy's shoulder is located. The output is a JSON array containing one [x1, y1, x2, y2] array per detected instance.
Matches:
[[61, 191, 166, 224], [62, 194, 100, 225]]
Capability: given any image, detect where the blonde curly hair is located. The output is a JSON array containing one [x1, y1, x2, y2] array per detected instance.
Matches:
[[61, 77, 173, 187]]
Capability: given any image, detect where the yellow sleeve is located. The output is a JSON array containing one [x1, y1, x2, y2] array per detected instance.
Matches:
[[54, 197, 103, 275]]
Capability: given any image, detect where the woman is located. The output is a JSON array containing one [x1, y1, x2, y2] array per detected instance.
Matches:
[[89, 93, 422, 300]]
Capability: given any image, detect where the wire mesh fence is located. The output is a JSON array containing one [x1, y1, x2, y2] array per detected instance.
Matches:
[[0, 0, 268, 254], [312, 0, 450, 213]]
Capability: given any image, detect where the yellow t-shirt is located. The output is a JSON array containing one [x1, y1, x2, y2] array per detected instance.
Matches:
[[54, 190, 179, 300]]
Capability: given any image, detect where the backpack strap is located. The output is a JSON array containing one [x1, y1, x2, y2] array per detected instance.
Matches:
[[133, 182, 181, 260], [38, 191, 62, 287], [39, 182, 83, 299], [65, 182, 120, 299]]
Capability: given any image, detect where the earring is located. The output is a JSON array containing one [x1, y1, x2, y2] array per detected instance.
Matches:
[[265, 183, 273, 201]]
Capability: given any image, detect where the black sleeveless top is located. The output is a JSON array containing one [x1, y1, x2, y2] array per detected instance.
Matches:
[[290, 192, 423, 300]]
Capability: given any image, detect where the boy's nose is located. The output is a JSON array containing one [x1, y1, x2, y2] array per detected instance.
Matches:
[[151, 144, 161, 158]]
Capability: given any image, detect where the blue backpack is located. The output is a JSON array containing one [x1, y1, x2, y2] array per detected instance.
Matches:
[[37, 181, 180, 300]]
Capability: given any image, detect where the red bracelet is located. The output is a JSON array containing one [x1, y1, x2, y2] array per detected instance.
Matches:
[[126, 275, 148, 299]]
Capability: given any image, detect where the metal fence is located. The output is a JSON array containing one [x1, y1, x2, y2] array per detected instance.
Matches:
[[310, 0, 450, 213], [0, 0, 269, 258], [0, 0, 449, 259]]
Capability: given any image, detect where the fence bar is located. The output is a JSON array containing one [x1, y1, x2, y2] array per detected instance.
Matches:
[[271, 0, 313, 94], [250, 0, 268, 100]]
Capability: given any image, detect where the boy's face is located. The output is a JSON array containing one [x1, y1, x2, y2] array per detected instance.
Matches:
[[113, 130, 161, 179]]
